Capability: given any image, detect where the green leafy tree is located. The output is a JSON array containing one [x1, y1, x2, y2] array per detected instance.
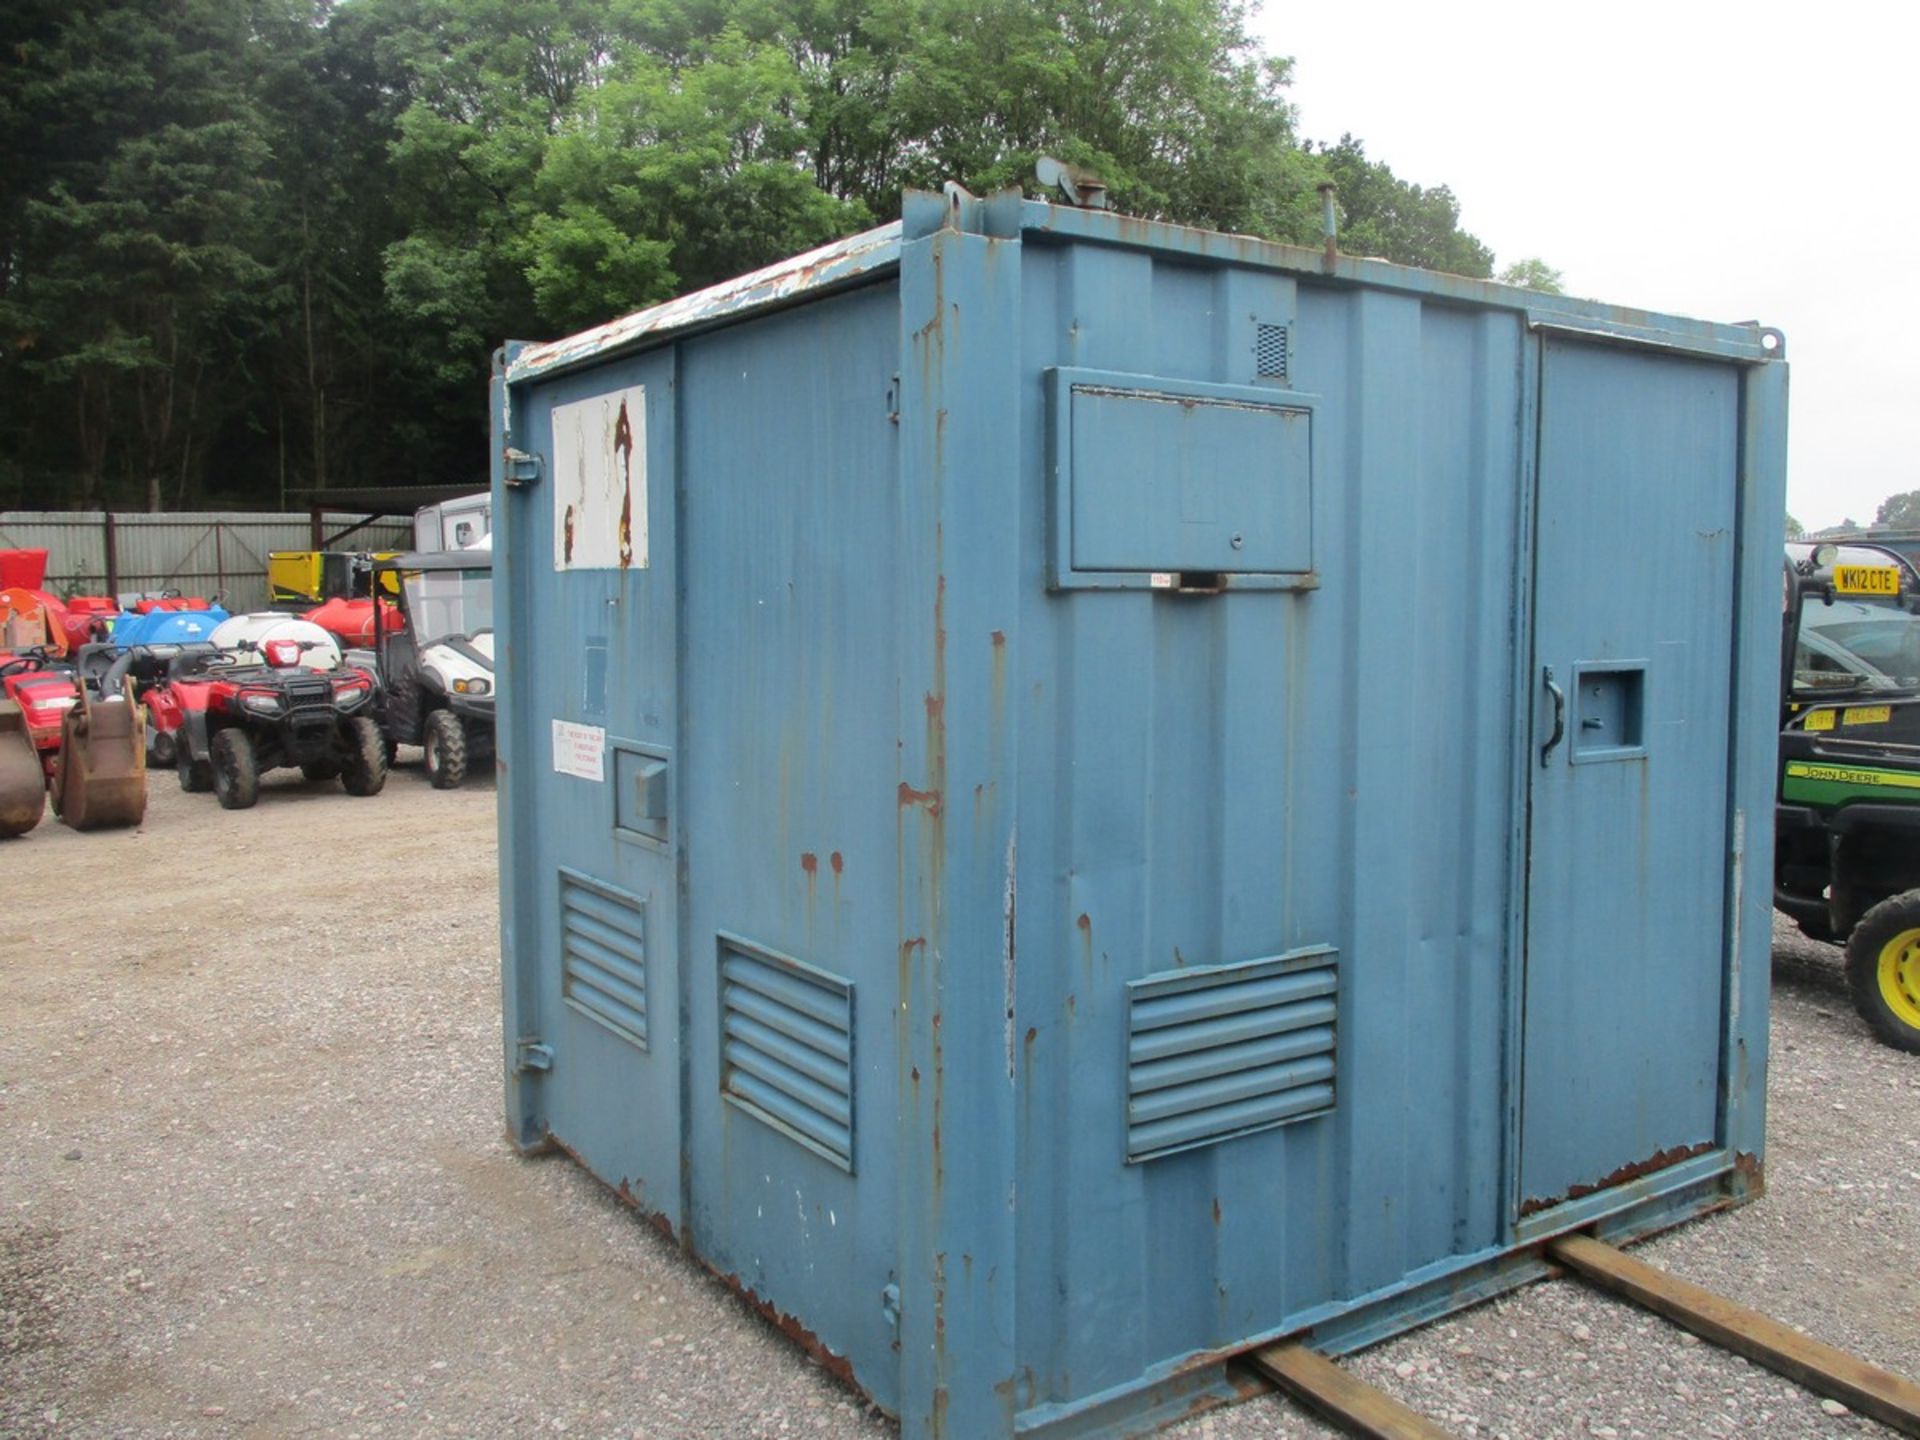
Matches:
[[1784, 513, 1805, 540], [527, 29, 861, 312], [245, 0, 432, 498], [880, 0, 1323, 238], [0, 0, 1506, 509], [691, 0, 1326, 238], [1315, 136, 1493, 276], [0, 0, 78, 503], [374, 2, 868, 421], [767, 0, 921, 204], [1874, 491, 1920, 529], [0, 0, 273, 508], [1498, 257, 1563, 294]]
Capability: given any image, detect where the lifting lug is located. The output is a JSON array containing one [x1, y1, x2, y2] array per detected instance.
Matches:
[[504, 448, 543, 488]]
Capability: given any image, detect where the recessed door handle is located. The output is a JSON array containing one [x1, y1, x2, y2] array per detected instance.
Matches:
[[1540, 666, 1567, 767]]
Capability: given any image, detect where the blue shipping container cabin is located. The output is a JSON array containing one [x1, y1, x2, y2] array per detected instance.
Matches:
[[492, 187, 1788, 1439]]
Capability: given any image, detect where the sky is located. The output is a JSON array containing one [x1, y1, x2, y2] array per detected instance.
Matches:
[[1249, 0, 1916, 532]]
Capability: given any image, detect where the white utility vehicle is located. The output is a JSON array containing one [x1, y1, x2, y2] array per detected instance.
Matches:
[[371, 551, 494, 788]]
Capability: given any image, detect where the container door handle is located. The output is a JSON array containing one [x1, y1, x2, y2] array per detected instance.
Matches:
[[1540, 665, 1566, 767]]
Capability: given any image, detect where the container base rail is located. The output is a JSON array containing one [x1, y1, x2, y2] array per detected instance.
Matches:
[[1230, 1234, 1920, 1440]]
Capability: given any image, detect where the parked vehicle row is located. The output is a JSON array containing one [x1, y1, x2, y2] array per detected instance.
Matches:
[[0, 545, 494, 835]]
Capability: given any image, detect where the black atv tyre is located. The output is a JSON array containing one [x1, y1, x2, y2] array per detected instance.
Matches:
[[423, 708, 467, 789], [149, 729, 176, 768], [340, 716, 389, 797], [301, 759, 342, 782], [177, 744, 214, 794], [1845, 890, 1920, 1054], [210, 728, 259, 811]]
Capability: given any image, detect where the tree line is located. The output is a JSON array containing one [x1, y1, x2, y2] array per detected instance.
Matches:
[[0, 0, 1540, 512]]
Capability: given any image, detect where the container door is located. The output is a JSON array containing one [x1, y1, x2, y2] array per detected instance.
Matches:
[[1518, 336, 1739, 1215], [520, 357, 683, 1227]]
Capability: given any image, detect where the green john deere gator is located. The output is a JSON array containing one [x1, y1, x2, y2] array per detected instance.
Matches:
[[1777, 540, 1920, 1051]]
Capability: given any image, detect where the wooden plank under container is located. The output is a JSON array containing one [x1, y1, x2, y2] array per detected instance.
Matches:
[[1549, 1233, 1920, 1438], [1244, 1341, 1458, 1440]]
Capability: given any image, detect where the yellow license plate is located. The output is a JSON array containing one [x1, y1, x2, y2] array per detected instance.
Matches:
[[1834, 564, 1901, 596], [1805, 709, 1837, 731], [1843, 705, 1893, 726]]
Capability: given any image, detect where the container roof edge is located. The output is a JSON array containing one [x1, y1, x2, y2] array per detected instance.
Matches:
[[506, 220, 905, 386], [1013, 199, 1781, 363], [504, 192, 1784, 385]]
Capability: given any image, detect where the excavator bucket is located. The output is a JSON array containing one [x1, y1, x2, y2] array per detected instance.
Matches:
[[50, 679, 146, 831], [0, 700, 47, 838]]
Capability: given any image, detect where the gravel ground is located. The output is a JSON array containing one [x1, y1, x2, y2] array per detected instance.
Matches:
[[3, 771, 1914, 1439]]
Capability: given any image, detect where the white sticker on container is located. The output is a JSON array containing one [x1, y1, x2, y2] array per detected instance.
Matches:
[[551, 719, 607, 782], [551, 384, 647, 571]]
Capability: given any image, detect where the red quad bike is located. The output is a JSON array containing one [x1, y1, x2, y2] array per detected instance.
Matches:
[[157, 638, 387, 810], [0, 648, 80, 775], [74, 640, 217, 767]]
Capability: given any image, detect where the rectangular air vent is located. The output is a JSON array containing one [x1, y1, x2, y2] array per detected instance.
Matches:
[[1255, 323, 1290, 381], [720, 936, 854, 1171], [1126, 947, 1338, 1163], [560, 870, 649, 1050]]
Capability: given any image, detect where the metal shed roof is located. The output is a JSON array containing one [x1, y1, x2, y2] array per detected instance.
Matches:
[[504, 191, 1783, 391], [507, 222, 905, 386]]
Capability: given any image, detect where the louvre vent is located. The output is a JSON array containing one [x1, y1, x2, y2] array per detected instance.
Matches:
[[1126, 947, 1338, 1162], [720, 936, 855, 1171], [560, 870, 649, 1050], [1254, 323, 1290, 381]]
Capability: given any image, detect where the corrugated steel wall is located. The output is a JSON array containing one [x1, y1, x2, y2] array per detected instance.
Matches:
[[1006, 249, 1527, 1413], [0, 511, 413, 611]]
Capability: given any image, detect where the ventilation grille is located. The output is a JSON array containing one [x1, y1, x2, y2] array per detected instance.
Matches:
[[560, 870, 649, 1050], [1254, 323, 1290, 381], [720, 936, 855, 1171], [1126, 948, 1338, 1162]]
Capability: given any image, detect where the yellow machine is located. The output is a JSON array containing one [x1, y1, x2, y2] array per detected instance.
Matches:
[[267, 551, 402, 607]]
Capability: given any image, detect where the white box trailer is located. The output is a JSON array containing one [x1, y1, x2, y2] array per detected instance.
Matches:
[[413, 491, 491, 551]]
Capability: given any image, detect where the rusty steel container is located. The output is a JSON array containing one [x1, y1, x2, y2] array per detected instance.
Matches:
[[490, 188, 1788, 1439]]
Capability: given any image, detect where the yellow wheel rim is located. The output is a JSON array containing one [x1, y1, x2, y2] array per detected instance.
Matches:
[[1876, 927, 1920, 1031]]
